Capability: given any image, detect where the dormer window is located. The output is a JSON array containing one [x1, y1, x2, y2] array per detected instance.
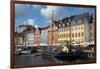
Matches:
[[65, 20, 67, 23], [64, 20, 67, 23], [69, 18, 71, 22], [63, 23, 65, 27], [59, 24, 61, 27], [67, 22, 69, 26]]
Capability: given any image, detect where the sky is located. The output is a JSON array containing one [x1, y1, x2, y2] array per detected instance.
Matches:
[[15, 3, 95, 28]]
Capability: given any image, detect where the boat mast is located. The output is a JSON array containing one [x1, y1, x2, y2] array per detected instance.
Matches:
[[25, 19, 28, 47], [51, 10, 53, 47]]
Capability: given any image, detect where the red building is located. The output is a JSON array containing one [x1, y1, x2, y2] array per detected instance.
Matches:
[[47, 21, 59, 46]]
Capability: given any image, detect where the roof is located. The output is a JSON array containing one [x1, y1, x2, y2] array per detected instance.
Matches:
[[17, 25, 49, 34], [17, 25, 35, 34], [40, 25, 50, 30], [58, 12, 93, 28]]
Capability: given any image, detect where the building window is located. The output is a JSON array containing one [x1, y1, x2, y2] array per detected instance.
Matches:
[[90, 26, 92, 30], [81, 32, 84, 36], [72, 33, 74, 37], [81, 26, 83, 29], [78, 32, 80, 37], [90, 32, 92, 37], [75, 33, 77, 37]]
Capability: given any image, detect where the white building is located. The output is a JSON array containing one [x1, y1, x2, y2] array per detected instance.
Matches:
[[26, 31, 34, 46], [16, 25, 35, 46], [40, 26, 49, 46]]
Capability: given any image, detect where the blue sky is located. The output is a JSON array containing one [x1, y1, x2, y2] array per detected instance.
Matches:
[[15, 3, 95, 28]]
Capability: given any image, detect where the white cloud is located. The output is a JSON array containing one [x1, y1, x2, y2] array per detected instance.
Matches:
[[27, 19, 35, 25], [41, 6, 67, 22], [35, 25, 38, 28], [23, 19, 35, 26]]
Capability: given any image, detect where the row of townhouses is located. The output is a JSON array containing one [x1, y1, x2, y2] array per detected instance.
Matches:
[[15, 12, 95, 47]]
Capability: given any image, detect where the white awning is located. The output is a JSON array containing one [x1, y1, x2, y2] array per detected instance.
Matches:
[[40, 43, 48, 46]]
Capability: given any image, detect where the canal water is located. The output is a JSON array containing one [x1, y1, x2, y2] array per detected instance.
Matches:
[[15, 55, 60, 66], [15, 55, 95, 66]]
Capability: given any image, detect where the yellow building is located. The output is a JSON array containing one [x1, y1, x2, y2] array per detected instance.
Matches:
[[57, 12, 93, 47], [58, 24, 84, 46]]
